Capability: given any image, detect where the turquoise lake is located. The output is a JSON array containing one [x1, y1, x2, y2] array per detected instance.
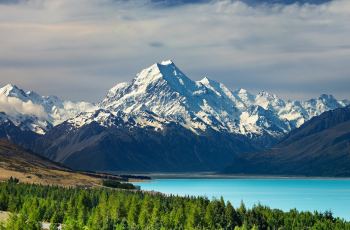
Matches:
[[133, 179, 350, 220]]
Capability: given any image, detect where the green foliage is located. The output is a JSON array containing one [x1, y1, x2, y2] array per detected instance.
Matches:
[[63, 218, 84, 230], [7, 177, 19, 184], [102, 179, 135, 189], [0, 181, 349, 229]]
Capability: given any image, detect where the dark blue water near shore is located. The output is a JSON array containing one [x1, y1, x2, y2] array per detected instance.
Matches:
[[133, 179, 350, 220]]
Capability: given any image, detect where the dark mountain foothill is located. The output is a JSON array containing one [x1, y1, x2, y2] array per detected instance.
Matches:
[[220, 105, 350, 177], [32, 118, 259, 172], [0, 138, 70, 172], [0, 113, 42, 148]]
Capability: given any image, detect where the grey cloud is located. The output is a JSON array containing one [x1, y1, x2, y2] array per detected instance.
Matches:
[[335, 45, 350, 50], [0, 0, 25, 5], [127, 0, 332, 8], [121, 15, 135, 21], [149, 42, 164, 48], [0, 0, 349, 103], [238, 0, 331, 6]]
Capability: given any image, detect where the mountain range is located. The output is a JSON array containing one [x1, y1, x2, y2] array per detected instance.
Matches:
[[1, 60, 349, 172], [220, 105, 350, 176], [0, 84, 96, 147]]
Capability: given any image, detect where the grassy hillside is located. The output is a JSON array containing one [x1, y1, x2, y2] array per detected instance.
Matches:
[[0, 139, 125, 187]]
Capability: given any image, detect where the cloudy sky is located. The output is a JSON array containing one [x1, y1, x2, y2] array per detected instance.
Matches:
[[0, 0, 349, 103]]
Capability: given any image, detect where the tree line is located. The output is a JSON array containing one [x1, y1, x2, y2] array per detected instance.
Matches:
[[0, 181, 349, 229], [102, 180, 135, 190]]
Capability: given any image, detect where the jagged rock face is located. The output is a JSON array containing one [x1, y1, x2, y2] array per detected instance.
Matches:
[[220, 105, 350, 177]]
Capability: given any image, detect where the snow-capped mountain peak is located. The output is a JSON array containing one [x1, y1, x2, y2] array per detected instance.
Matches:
[[256, 91, 281, 102], [0, 85, 97, 134], [97, 61, 349, 140], [129, 60, 197, 98], [255, 91, 286, 112], [0, 84, 18, 94], [160, 59, 174, 65], [317, 94, 338, 105], [198, 77, 213, 85], [98, 61, 290, 137], [26, 90, 42, 102], [0, 84, 29, 102]]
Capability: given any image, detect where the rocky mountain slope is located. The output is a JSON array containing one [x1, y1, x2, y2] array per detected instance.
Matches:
[[220, 105, 350, 176], [30, 61, 349, 171], [32, 110, 260, 171]]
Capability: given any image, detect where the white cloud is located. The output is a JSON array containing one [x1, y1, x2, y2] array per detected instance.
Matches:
[[0, 0, 349, 102], [0, 95, 48, 119]]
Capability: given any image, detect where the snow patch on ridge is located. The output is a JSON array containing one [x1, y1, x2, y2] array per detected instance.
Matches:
[[161, 60, 173, 65]]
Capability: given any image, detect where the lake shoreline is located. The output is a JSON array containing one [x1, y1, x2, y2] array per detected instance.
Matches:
[[100, 171, 350, 180], [131, 178, 350, 221]]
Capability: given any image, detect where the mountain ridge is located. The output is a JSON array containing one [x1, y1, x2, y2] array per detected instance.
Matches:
[[0, 84, 97, 147], [97, 60, 349, 143], [219, 105, 350, 176]]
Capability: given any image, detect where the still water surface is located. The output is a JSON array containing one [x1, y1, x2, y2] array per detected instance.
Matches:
[[133, 179, 350, 220]]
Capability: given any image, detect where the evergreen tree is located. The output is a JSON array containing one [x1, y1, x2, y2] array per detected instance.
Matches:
[[0, 190, 8, 211], [225, 200, 239, 228], [150, 199, 162, 229], [205, 202, 215, 229], [64, 217, 84, 230], [174, 206, 185, 229], [90, 207, 104, 230], [138, 194, 153, 229], [50, 211, 60, 230], [127, 195, 139, 226], [0, 181, 349, 230], [187, 203, 201, 229]]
